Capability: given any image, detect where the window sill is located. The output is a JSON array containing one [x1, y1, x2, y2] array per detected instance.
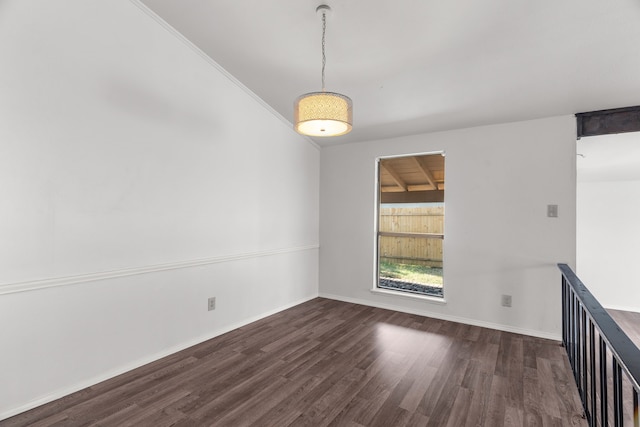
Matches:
[[370, 287, 447, 305]]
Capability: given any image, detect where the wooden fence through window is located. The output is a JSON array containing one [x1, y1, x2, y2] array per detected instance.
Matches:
[[379, 206, 444, 268]]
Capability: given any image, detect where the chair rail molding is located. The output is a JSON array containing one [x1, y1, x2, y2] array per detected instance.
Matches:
[[0, 244, 319, 295]]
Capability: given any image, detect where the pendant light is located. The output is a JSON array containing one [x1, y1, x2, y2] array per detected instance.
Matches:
[[294, 4, 353, 137]]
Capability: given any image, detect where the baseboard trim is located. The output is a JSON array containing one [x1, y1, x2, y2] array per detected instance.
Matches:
[[0, 245, 319, 296], [319, 292, 562, 342], [0, 293, 319, 422]]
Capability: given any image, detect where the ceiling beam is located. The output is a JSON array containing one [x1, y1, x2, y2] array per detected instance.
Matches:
[[380, 163, 407, 192], [381, 186, 406, 193], [576, 105, 640, 139], [383, 184, 445, 193], [408, 184, 445, 191], [413, 157, 438, 190]]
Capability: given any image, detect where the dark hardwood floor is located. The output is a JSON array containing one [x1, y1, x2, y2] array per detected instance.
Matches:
[[2, 298, 587, 427]]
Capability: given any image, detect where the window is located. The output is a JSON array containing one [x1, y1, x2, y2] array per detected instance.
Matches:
[[376, 153, 445, 298]]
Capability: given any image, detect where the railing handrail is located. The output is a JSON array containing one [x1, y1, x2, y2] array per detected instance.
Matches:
[[558, 263, 640, 391]]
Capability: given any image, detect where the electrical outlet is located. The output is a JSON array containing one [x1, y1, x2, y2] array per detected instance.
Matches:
[[501, 294, 512, 307], [547, 204, 558, 218], [208, 297, 216, 311]]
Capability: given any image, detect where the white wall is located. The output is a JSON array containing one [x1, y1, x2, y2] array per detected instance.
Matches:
[[577, 133, 640, 312], [0, 0, 319, 419], [320, 116, 576, 339]]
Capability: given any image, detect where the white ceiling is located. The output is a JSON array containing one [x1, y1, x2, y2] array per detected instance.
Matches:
[[139, 0, 640, 146]]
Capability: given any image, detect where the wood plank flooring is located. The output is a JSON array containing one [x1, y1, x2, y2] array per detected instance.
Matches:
[[1, 298, 588, 427]]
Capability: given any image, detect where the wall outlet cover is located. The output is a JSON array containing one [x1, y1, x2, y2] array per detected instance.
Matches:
[[501, 294, 512, 307]]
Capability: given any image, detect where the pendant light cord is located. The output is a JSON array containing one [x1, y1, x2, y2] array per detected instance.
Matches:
[[321, 11, 326, 91]]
